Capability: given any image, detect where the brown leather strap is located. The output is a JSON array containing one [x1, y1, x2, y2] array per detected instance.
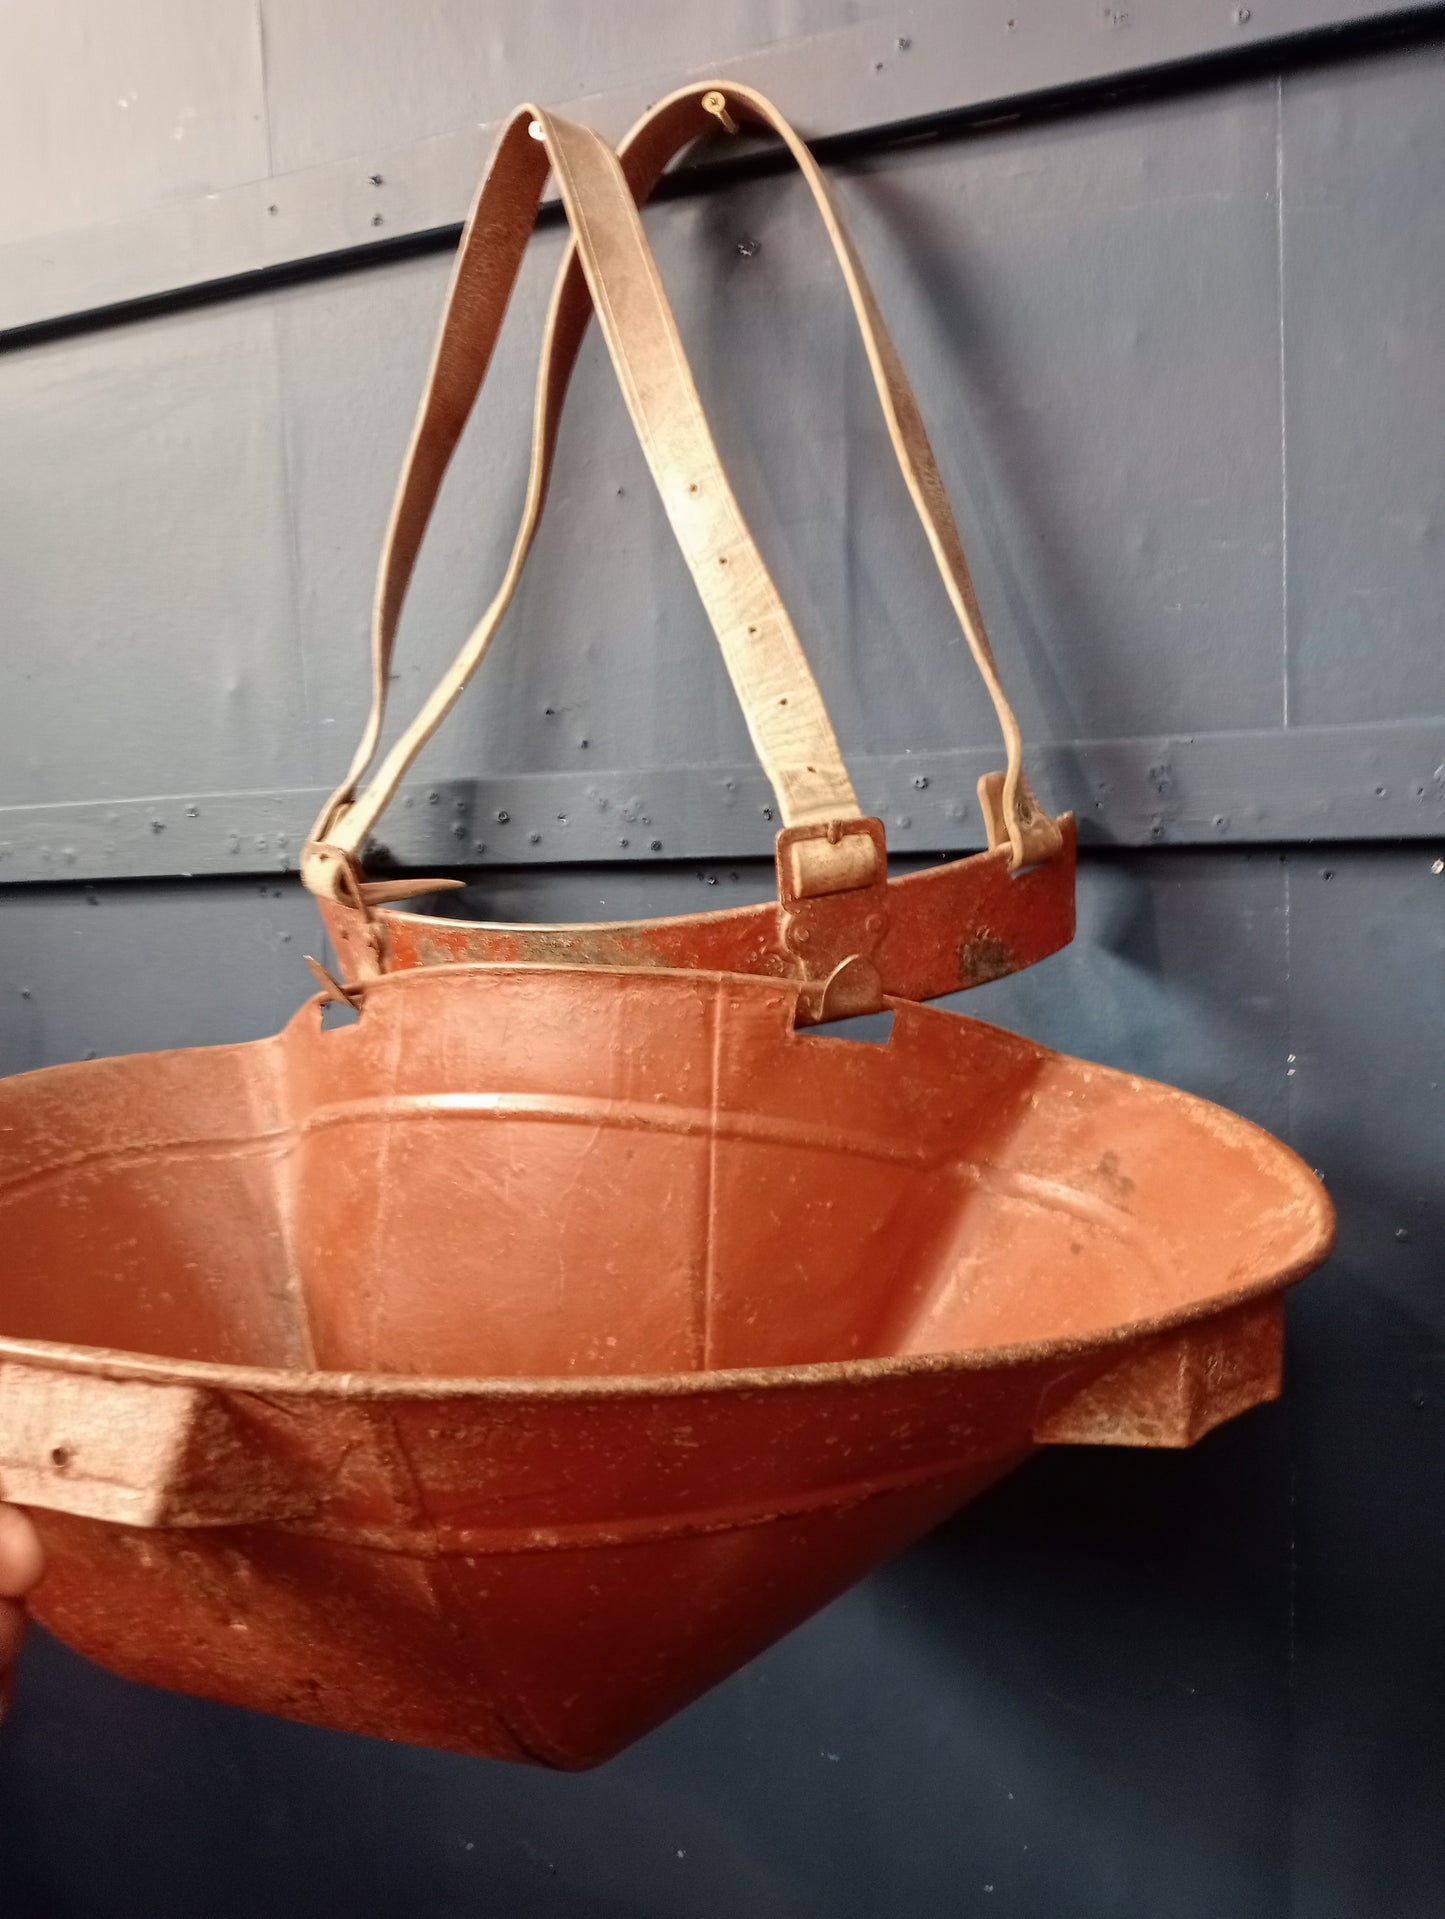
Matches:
[[305, 83, 1060, 898], [608, 84, 1058, 868], [305, 101, 860, 898]]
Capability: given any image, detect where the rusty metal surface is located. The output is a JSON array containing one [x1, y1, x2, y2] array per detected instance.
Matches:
[[0, 961, 1329, 1765], [1, 846, 1435, 1914], [320, 817, 1078, 1016]]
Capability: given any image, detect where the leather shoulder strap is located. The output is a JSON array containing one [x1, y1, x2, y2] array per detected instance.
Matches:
[[608, 83, 1059, 868], [306, 84, 1060, 898], [305, 102, 860, 896]]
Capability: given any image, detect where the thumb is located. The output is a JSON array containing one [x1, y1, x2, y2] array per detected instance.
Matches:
[[0, 1506, 44, 1600]]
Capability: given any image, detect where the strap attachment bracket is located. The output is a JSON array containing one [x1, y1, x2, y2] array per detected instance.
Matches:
[[776, 818, 890, 1024]]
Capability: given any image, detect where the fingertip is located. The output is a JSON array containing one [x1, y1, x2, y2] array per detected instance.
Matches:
[[0, 1506, 44, 1599]]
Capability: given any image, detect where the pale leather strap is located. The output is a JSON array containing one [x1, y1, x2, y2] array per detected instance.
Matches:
[[306, 103, 858, 891], [308, 84, 1060, 889], [608, 84, 1057, 868]]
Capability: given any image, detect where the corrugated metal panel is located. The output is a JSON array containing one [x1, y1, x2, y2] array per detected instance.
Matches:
[[0, 0, 267, 248], [1283, 45, 1445, 726], [1272, 843, 1445, 1919], [258, 0, 901, 176], [1, 0, 1432, 334], [0, 877, 317, 1073], [0, 301, 309, 810], [0, 719, 1439, 886], [1, 49, 1441, 876]]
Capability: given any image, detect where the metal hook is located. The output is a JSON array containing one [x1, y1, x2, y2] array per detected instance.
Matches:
[[304, 955, 364, 1010], [701, 90, 738, 135]]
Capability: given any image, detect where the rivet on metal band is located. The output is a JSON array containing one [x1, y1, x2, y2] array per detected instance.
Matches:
[[701, 90, 738, 135]]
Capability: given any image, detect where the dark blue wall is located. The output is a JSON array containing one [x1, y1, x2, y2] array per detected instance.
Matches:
[[0, 6, 1441, 1912]]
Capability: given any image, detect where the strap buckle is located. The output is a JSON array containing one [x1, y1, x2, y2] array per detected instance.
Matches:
[[775, 818, 889, 1024]]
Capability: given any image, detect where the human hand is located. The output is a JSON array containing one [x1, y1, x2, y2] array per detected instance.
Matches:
[[0, 1506, 44, 1718]]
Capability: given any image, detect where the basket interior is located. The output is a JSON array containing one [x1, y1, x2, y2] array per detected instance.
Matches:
[[0, 970, 1331, 1379]]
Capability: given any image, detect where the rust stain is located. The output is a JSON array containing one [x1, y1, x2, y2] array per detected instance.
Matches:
[[957, 931, 1016, 986], [321, 817, 1081, 1005], [492, 928, 671, 969], [412, 935, 471, 969], [1095, 1151, 1136, 1198]]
